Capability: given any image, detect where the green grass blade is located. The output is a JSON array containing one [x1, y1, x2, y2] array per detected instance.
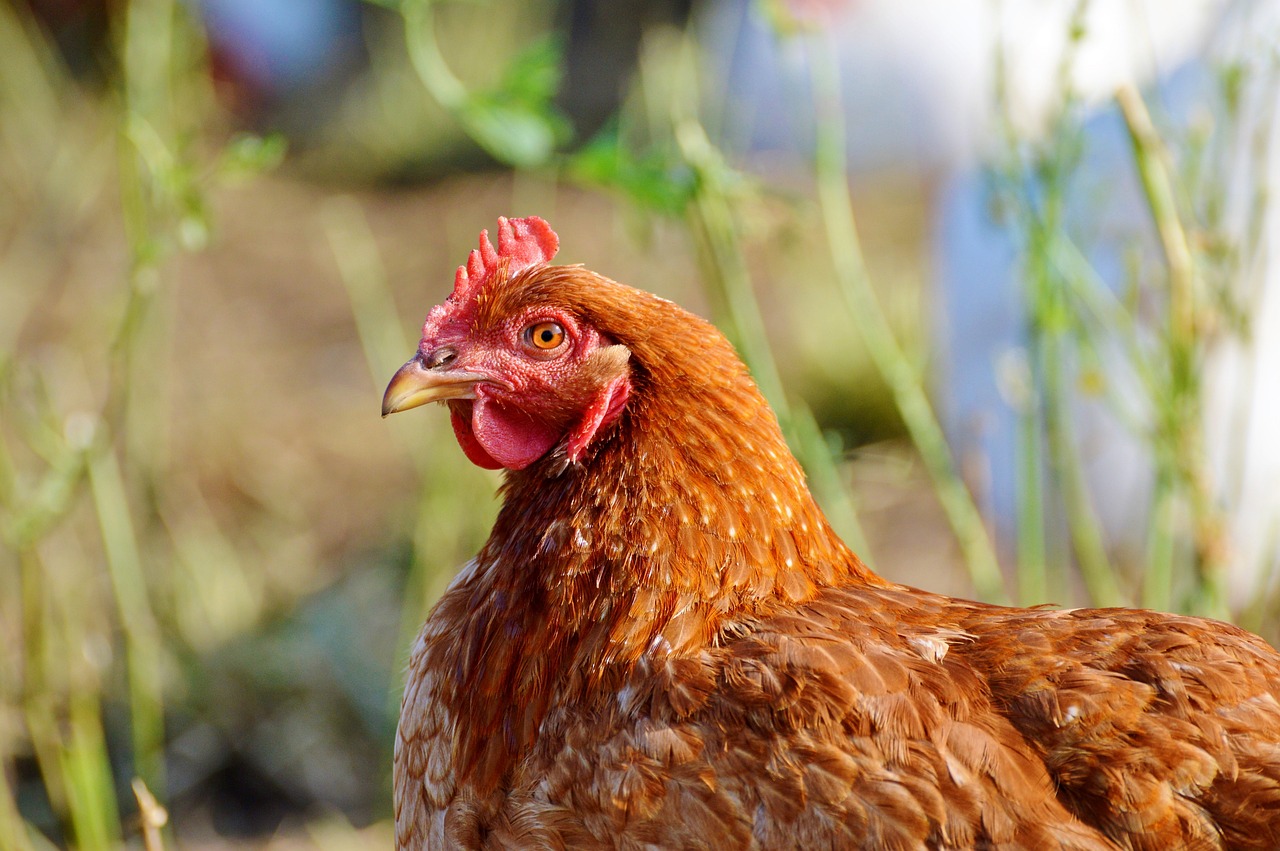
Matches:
[[809, 37, 1006, 603]]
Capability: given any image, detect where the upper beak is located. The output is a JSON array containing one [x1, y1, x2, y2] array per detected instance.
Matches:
[[381, 356, 491, 417]]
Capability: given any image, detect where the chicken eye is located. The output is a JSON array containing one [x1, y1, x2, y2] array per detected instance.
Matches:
[[525, 321, 566, 351]]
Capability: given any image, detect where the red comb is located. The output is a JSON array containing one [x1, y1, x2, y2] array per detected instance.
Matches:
[[451, 216, 560, 301]]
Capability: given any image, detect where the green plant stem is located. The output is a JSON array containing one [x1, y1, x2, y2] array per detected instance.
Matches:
[[1015, 399, 1048, 604], [19, 541, 120, 850], [1144, 468, 1177, 611], [2, 442, 88, 551], [323, 198, 498, 723], [401, 0, 468, 113], [1116, 86, 1195, 338], [401, 0, 467, 111], [112, 0, 177, 431], [789, 403, 868, 555], [1118, 84, 1229, 614], [1023, 193, 1121, 606], [1037, 331, 1123, 606], [86, 435, 166, 794], [18, 548, 68, 818], [990, 3, 1129, 607], [809, 38, 1005, 602], [322, 198, 424, 444], [58, 692, 120, 851]]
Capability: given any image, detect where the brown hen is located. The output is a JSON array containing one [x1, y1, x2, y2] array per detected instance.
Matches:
[[381, 216, 1280, 850]]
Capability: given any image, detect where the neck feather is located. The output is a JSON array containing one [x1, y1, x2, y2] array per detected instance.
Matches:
[[423, 305, 882, 795]]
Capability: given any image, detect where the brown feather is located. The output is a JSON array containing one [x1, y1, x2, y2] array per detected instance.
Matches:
[[392, 260, 1280, 849]]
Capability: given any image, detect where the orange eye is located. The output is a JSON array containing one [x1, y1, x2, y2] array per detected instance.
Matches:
[[525, 321, 566, 350]]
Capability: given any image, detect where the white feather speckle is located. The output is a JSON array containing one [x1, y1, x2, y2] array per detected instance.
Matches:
[[907, 635, 950, 663], [648, 634, 673, 656]]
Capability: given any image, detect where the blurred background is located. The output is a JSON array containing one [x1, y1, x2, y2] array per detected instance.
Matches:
[[2, 0, 1278, 847]]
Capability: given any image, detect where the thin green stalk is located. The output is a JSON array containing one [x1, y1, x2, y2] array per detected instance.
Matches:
[[323, 198, 496, 721], [1144, 469, 1176, 611], [789, 403, 868, 555], [322, 197, 424, 444], [20, 540, 118, 850], [17, 544, 70, 824], [1038, 331, 1123, 606], [680, 143, 785, 404], [990, 0, 1128, 607], [1054, 238, 1161, 420], [1019, 197, 1119, 606], [402, 0, 467, 111], [57, 692, 120, 851], [1118, 83, 1229, 613], [1015, 398, 1048, 604], [1024, 185, 1120, 606], [86, 434, 166, 794], [1116, 86, 1195, 339], [809, 38, 1005, 602], [2, 441, 88, 552], [399, 0, 560, 169], [993, 11, 1048, 603], [111, 0, 178, 431]]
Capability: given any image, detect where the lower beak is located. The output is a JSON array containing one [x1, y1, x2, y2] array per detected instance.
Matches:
[[381, 357, 490, 417]]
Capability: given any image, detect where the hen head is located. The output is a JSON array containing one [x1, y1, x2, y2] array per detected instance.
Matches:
[[381, 216, 633, 471]]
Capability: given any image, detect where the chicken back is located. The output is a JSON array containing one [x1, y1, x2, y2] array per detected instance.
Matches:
[[381, 216, 1280, 850]]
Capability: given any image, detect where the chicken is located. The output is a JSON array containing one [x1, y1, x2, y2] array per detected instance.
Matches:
[[381, 216, 1280, 850]]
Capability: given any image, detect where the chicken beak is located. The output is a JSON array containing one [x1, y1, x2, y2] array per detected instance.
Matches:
[[381, 357, 490, 417]]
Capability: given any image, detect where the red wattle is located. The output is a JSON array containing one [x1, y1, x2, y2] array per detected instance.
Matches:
[[450, 404, 503, 470], [450, 398, 559, 471]]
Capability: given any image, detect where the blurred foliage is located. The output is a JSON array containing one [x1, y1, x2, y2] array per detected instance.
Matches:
[[1, 0, 1276, 848], [987, 0, 1278, 617], [289, 0, 563, 181], [393, 0, 571, 167]]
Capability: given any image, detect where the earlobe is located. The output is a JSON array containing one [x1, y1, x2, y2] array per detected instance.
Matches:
[[565, 346, 633, 463]]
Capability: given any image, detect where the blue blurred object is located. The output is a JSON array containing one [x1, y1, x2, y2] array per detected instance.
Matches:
[[196, 0, 361, 98], [934, 10, 1280, 604], [934, 63, 1217, 553], [701, 0, 1279, 600]]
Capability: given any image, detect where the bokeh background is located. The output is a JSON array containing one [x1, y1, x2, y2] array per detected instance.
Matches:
[[3, 0, 1278, 847]]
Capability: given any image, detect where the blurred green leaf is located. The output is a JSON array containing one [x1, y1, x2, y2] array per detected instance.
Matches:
[[456, 37, 570, 168], [217, 133, 288, 182], [568, 125, 695, 216], [495, 35, 563, 107], [459, 98, 561, 168]]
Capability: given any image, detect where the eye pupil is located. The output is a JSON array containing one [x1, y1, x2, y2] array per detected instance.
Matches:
[[526, 321, 565, 351]]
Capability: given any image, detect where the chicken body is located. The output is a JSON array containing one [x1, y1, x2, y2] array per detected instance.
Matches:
[[384, 218, 1280, 850]]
